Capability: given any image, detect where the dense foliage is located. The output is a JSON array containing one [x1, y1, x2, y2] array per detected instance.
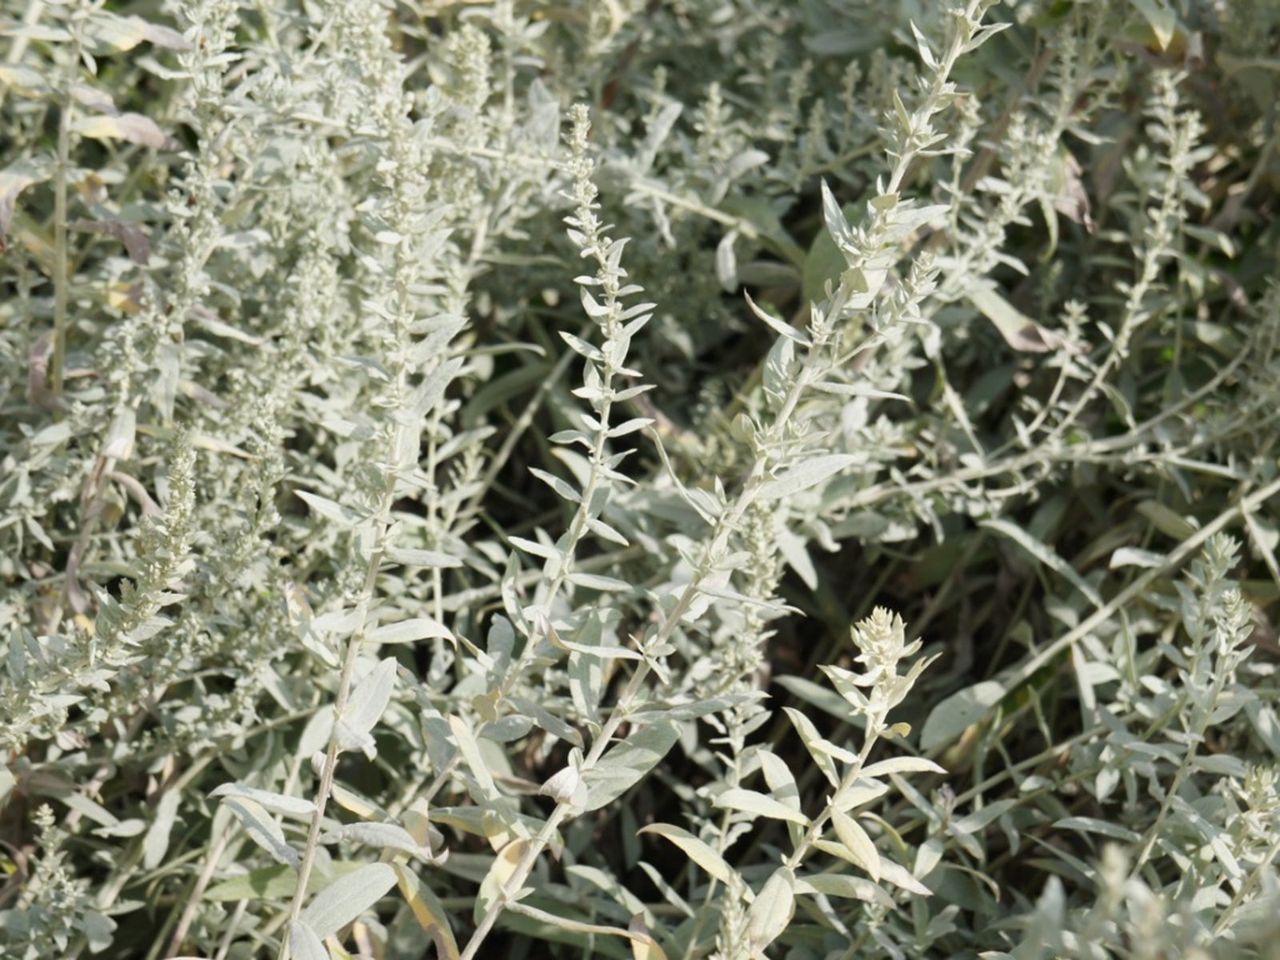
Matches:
[[2, 0, 1279, 958]]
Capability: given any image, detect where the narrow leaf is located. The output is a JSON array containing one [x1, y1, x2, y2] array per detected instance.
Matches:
[[222, 797, 298, 867], [301, 862, 398, 938], [337, 658, 397, 751], [394, 863, 460, 960], [210, 783, 317, 819], [288, 920, 329, 960], [714, 788, 809, 826], [758, 455, 856, 501], [831, 810, 881, 882], [877, 858, 931, 896], [745, 291, 811, 346], [142, 789, 181, 870], [920, 681, 1005, 752], [320, 822, 432, 860], [296, 490, 361, 526], [637, 824, 741, 892], [858, 757, 946, 779], [746, 868, 795, 954], [982, 518, 1102, 607], [387, 547, 462, 568], [368, 617, 453, 645], [968, 286, 1073, 353], [782, 707, 840, 787], [448, 714, 499, 800]]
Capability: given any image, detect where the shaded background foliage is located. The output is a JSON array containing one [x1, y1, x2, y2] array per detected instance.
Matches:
[[1, 0, 1279, 958]]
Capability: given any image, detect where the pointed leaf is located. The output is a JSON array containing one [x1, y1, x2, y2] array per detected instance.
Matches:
[[746, 868, 795, 954], [858, 757, 946, 779], [222, 797, 298, 867], [288, 920, 329, 960], [831, 810, 880, 882], [337, 658, 397, 751], [637, 824, 741, 892], [583, 721, 679, 811], [448, 714, 499, 800], [142, 789, 181, 870], [301, 862, 398, 938], [320, 822, 431, 860], [744, 291, 811, 346], [368, 617, 453, 645], [210, 783, 317, 819], [968, 286, 1072, 354], [877, 858, 931, 896], [714, 788, 809, 826], [296, 490, 361, 526], [758, 455, 857, 501], [394, 864, 460, 960]]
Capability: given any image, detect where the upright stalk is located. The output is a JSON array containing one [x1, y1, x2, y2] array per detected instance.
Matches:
[[50, 65, 74, 401], [278, 467, 398, 956]]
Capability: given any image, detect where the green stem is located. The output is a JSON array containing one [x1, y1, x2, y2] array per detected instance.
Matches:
[[51, 68, 74, 401]]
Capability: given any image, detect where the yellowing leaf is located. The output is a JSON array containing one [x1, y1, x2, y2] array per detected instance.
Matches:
[[0, 64, 48, 96], [106, 281, 144, 314], [476, 838, 530, 922], [629, 916, 668, 960], [85, 13, 190, 52], [1128, 0, 1177, 50], [74, 113, 170, 149], [967, 286, 1074, 354], [393, 864, 459, 960], [0, 160, 49, 238]]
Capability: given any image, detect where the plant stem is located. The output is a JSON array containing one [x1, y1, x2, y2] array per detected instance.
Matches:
[[277, 500, 392, 956], [50, 68, 73, 401], [784, 725, 880, 872]]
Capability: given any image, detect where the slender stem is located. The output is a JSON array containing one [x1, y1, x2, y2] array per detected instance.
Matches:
[[51, 64, 74, 400], [1133, 639, 1231, 872], [280, 623, 364, 937], [278, 492, 392, 955], [784, 725, 880, 872], [157, 828, 233, 960]]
